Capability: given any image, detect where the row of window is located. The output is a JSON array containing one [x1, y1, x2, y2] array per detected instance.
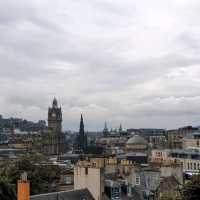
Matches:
[[155, 152, 163, 157], [135, 175, 140, 185], [187, 162, 200, 170]]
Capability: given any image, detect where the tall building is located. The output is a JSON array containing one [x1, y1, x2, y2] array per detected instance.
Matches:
[[42, 98, 65, 155], [75, 114, 87, 153], [48, 97, 62, 132], [74, 162, 104, 200]]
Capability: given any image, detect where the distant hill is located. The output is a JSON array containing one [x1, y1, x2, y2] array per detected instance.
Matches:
[[0, 115, 46, 132]]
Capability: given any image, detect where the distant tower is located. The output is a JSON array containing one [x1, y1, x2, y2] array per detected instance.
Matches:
[[48, 97, 62, 132], [119, 124, 122, 133], [103, 121, 109, 137], [77, 114, 87, 152], [42, 97, 65, 156]]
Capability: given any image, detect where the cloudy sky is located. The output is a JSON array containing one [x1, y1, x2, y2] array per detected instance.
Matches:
[[1, 0, 200, 131]]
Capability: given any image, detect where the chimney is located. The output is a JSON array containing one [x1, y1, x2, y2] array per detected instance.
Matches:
[[17, 172, 30, 200]]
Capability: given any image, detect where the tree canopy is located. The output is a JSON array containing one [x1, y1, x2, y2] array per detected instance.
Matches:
[[181, 174, 200, 200], [160, 174, 200, 200], [0, 176, 16, 200], [0, 153, 61, 195]]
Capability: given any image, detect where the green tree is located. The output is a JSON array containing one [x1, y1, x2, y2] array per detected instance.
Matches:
[[0, 176, 16, 200], [161, 192, 181, 200], [2, 153, 60, 195], [181, 175, 200, 200]]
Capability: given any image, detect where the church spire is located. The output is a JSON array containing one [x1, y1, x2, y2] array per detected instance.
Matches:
[[79, 114, 84, 135], [119, 123, 122, 133], [103, 121, 109, 137]]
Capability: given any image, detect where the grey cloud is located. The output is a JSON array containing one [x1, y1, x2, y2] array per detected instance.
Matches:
[[6, 95, 48, 110], [1, 0, 200, 130]]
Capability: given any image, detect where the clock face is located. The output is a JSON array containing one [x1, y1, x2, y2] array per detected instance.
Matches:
[[52, 113, 56, 117]]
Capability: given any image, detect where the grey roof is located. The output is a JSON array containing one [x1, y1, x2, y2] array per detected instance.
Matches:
[[133, 171, 161, 192], [30, 189, 94, 200], [126, 135, 147, 145], [170, 148, 200, 155], [125, 152, 147, 157], [117, 153, 147, 160], [185, 132, 200, 139]]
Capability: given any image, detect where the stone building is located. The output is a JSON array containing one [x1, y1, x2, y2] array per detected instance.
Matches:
[[182, 132, 200, 149], [74, 161, 104, 200], [167, 126, 197, 149], [42, 98, 65, 155], [127, 165, 161, 199], [151, 148, 200, 173], [126, 135, 148, 153]]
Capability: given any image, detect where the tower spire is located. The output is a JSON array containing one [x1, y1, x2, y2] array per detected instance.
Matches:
[[119, 123, 122, 133], [77, 114, 87, 153], [104, 121, 108, 129], [52, 97, 58, 108], [103, 121, 109, 137], [79, 114, 84, 134]]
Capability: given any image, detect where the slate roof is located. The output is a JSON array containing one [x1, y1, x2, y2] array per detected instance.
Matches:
[[30, 189, 94, 200]]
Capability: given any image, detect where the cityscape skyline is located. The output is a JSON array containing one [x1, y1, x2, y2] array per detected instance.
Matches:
[[1, 1, 200, 130], [0, 96, 199, 132]]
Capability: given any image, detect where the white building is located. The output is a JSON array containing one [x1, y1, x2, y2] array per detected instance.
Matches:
[[74, 162, 104, 200]]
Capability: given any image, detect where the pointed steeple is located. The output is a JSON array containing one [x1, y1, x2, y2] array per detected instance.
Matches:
[[119, 123, 122, 133], [77, 114, 87, 152], [103, 121, 109, 136], [79, 114, 84, 135], [104, 121, 108, 130], [52, 97, 58, 108]]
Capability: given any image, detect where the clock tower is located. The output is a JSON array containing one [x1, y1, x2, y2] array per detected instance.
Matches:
[[48, 97, 62, 132], [43, 97, 65, 155]]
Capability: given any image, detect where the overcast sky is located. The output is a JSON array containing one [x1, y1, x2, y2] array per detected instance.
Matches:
[[1, 0, 200, 131]]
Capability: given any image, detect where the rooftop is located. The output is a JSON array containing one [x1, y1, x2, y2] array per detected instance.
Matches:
[[30, 189, 94, 200], [126, 135, 147, 145]]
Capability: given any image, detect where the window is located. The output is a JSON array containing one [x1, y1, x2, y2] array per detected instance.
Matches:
[[188, 162, 190, 170], [190, 163, 193, 170], [64, 176, 72, 184], [194, 163, 196, 170], [85, 167, 88, 175], [135, 175, 140, 185]]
